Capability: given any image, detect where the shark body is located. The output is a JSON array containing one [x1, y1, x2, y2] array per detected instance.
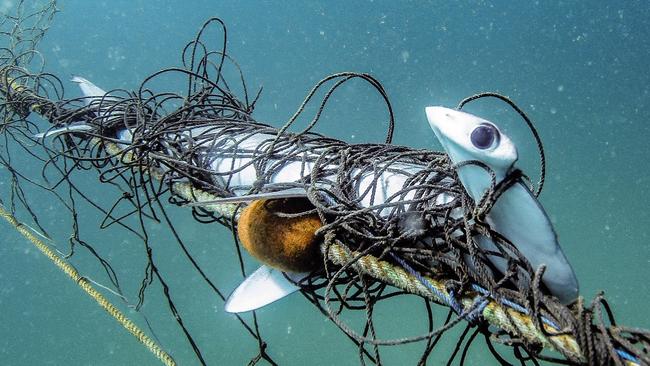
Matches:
[[52, 78, 578, 311]]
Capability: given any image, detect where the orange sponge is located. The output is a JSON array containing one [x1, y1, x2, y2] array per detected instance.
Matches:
[[237, 198, 322, 273]]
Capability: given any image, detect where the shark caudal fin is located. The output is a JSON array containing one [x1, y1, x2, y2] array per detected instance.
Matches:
[[35, 76, 109, 139], [71, 75, 108, 103]]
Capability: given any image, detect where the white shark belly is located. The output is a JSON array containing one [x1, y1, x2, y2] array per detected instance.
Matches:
[[201, 131, 448, 215]]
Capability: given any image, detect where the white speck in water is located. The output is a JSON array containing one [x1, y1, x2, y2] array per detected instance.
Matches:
[[287, 325, 292, 334], [351, 134, 356, 139], [319, 30, 325, 36], [550, 107, 557, 114], [605, 225, 610, 231], [557, 85, 564, 92], [401, 50, 410, 63]]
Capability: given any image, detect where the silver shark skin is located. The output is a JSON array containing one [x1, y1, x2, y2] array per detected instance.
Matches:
[[62, 77, 578, 308]]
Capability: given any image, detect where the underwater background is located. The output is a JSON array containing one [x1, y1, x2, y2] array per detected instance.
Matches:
[[1, 1, 649, 365]]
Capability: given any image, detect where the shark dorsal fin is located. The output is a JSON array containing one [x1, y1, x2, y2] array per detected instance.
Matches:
[[71, 76, 108, 103]]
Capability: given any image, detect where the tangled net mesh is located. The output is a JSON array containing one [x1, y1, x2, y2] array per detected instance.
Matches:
[[1, 1, 649, 365]]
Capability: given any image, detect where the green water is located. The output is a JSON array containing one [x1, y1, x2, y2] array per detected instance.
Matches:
[[1, 1, 649, 365]]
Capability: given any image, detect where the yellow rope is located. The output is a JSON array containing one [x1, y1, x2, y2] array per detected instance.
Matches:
[[323, 242, 586, 361], [0, 203, 176, 366]]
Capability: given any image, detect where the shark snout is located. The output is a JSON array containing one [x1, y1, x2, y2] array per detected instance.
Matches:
[[425, 106, 455, 130], [425, 106, 458, 149]]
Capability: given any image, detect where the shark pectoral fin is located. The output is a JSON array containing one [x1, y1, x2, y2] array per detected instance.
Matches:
[[186, 187, 308, 207], [487, 182, 579, 304], [71, 76, 108, 102], [224, 265, 308, 313]]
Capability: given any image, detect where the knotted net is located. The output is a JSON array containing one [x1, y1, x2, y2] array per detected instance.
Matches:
[[0, 1, 648, 365]]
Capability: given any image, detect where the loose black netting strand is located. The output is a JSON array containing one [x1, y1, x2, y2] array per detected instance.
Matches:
[[0, 3, 649, 365]]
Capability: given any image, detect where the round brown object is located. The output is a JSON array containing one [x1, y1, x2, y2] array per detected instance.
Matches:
[[237, 198, 322, 273]]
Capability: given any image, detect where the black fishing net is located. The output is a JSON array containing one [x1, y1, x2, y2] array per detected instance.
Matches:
[[1, 1, 648, 365]]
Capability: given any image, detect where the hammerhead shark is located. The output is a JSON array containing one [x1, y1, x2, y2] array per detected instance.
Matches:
[[47, 77, 578, 312]]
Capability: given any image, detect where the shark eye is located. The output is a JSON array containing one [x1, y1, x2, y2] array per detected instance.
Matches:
[[470, 123, 500, 150]]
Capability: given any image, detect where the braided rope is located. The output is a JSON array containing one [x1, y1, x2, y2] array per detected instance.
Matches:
[[323, 240, 591, 363], [0, 203, 176, 366]]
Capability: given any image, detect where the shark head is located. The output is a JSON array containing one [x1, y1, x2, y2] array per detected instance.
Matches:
[[425, 106, 517, 201], [425, 106, 579, 304]]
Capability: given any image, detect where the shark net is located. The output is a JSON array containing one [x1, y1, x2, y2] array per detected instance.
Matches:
[[0, 1, 648, 365]]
